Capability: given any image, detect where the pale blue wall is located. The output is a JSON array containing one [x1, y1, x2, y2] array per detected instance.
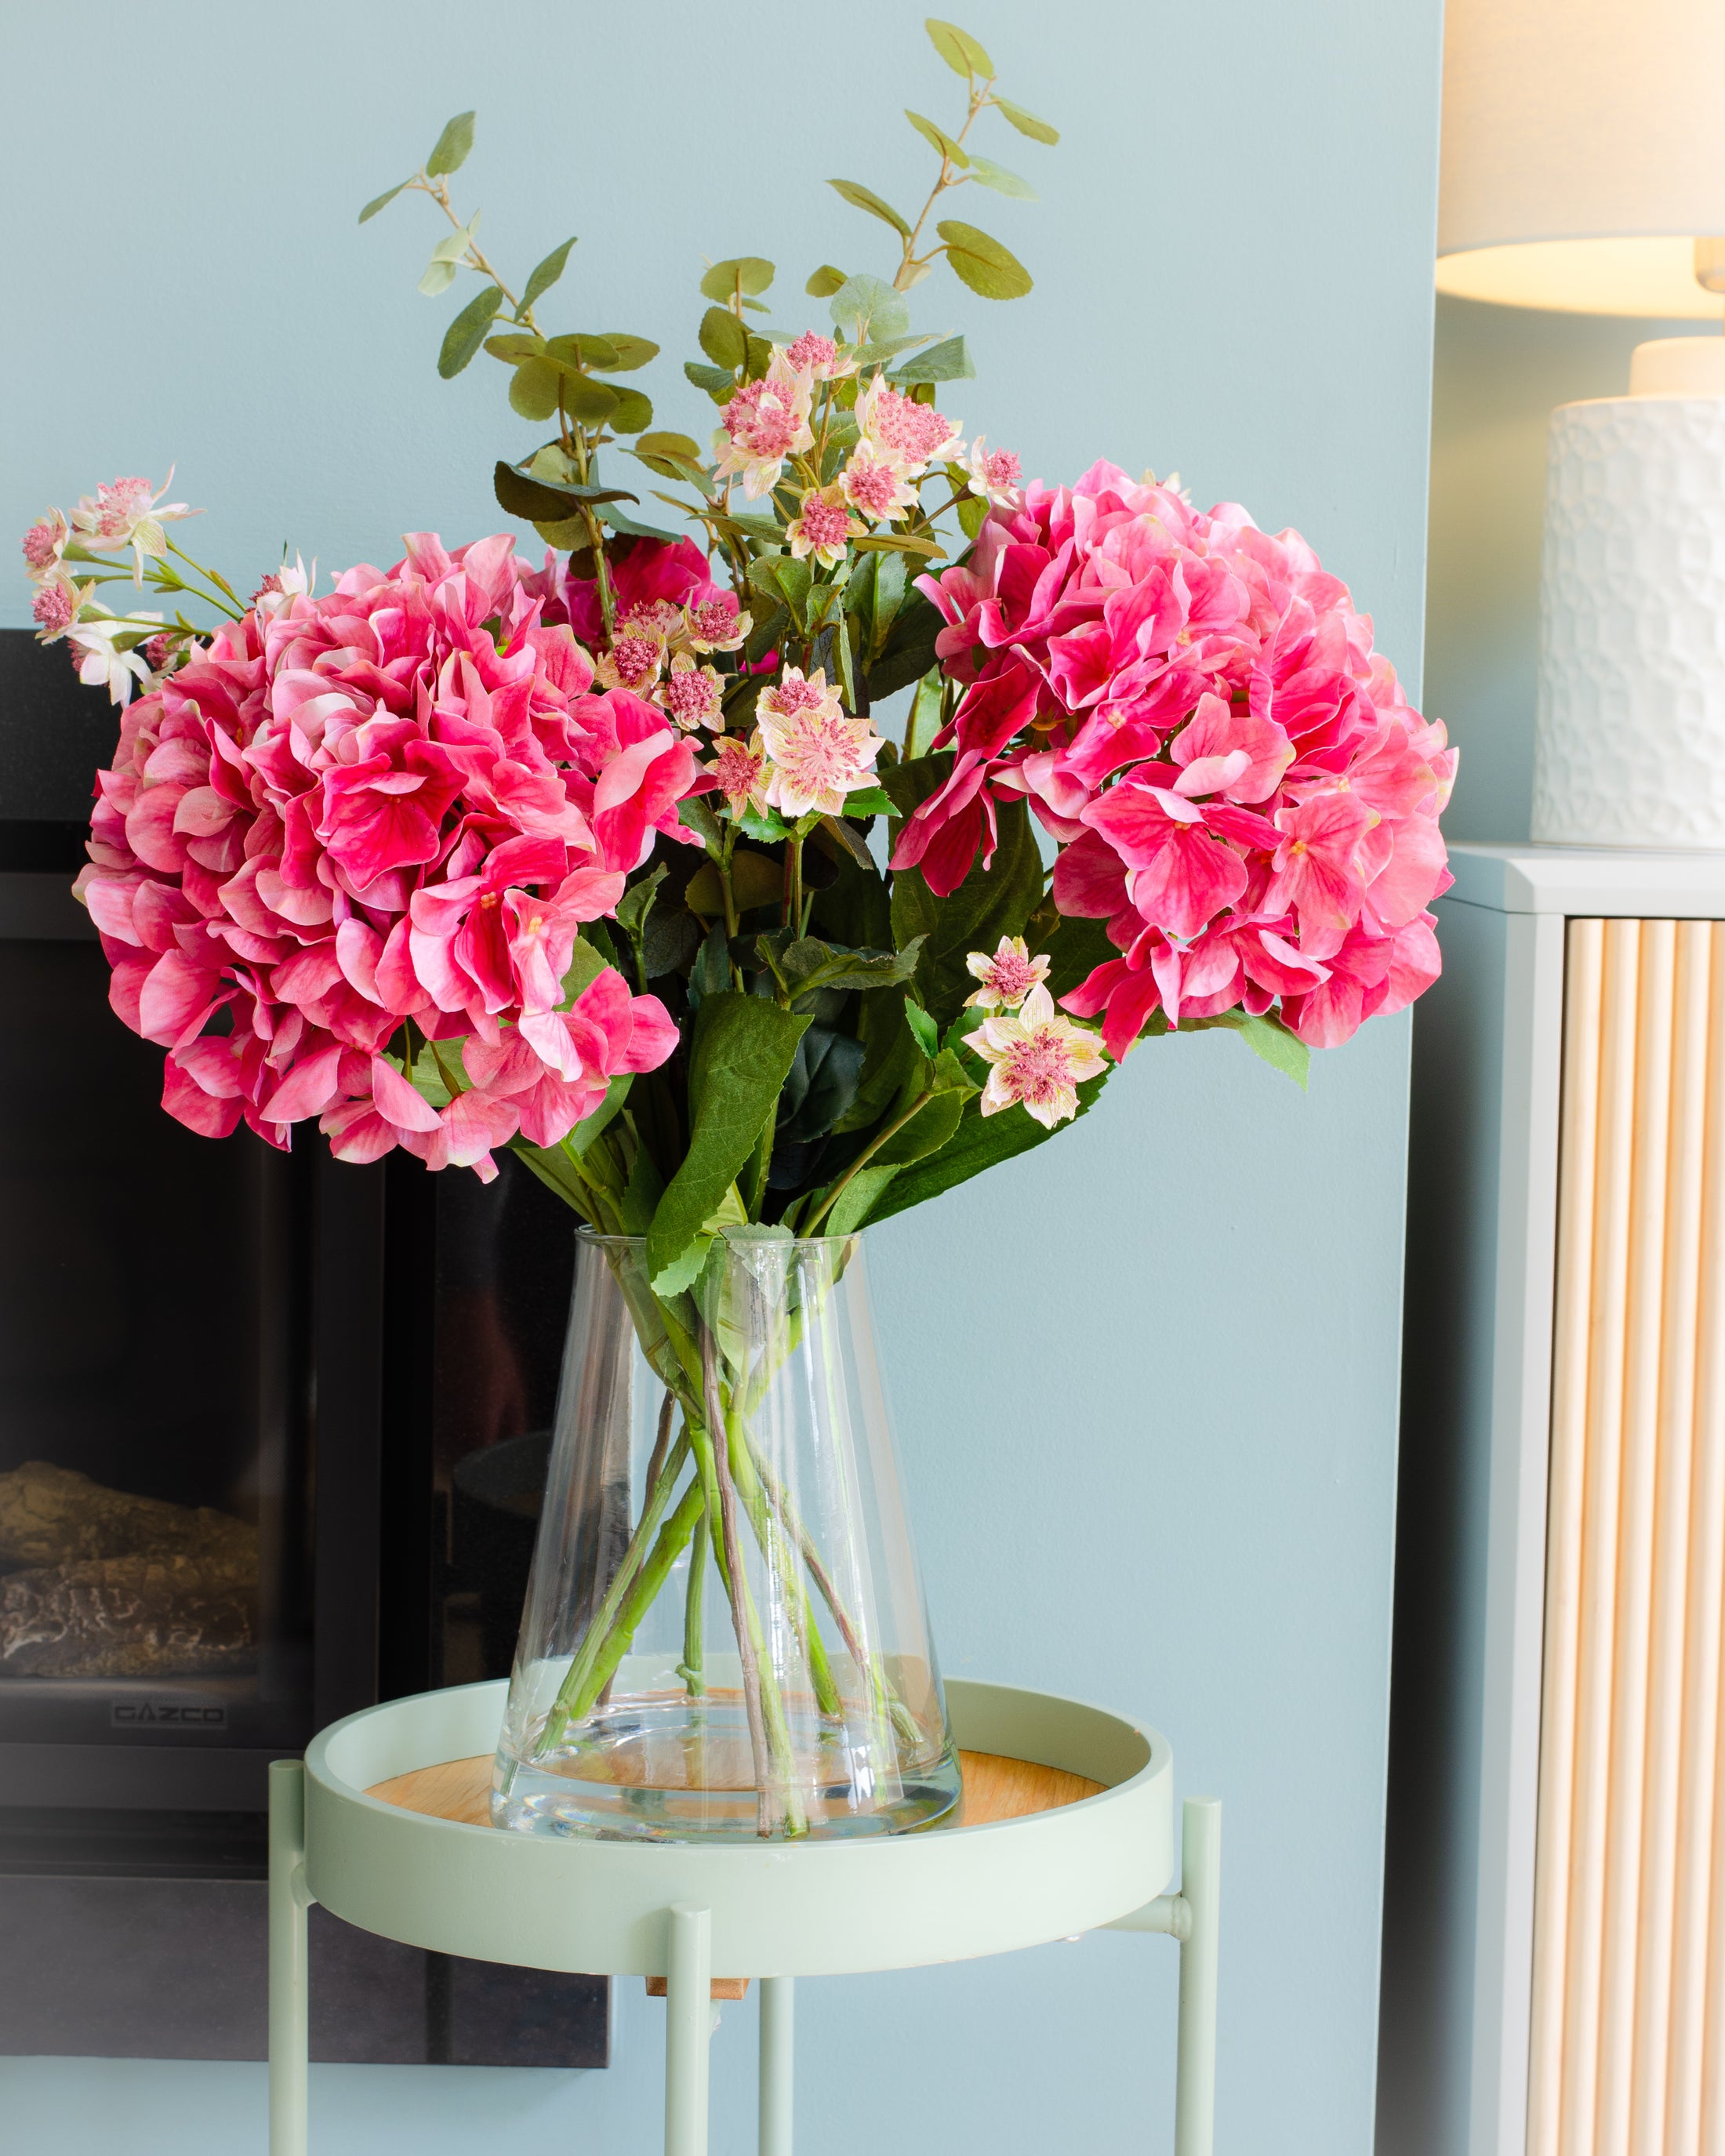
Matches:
[[0, 2, 1444, 2149]]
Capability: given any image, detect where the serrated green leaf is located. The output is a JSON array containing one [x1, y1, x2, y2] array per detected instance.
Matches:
[[426, 111, 476, 176], [841, 786, 896, 818], [647, 994, 810, 1286], [699, 305, 748, 372], [993, 96, 1059, 144], [907, 110, 970, 166], [925, 17, 995, 76], [874, 1087, 964, 1166], [904, 1002, 941, 1058], [827, 179, 912, 238], [699, 256, 775, 303], [938, 220, 1033, 299], [868, 1069, 1108, 1223], [437, 284, 503, 378], [591, 332, 659, 372], [806, 263, 848, 298], [521, 236, 577, 312], [888, 334, 975, 385], [825, 1164, 900, 1236], [965, 154, 1037, 199], [1208, 1011, 1311, 1090], [358, 180, 409, 224]]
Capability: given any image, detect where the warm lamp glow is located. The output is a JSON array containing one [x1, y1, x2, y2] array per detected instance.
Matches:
[[1436, 239, 1723, 320], [1438, 0, 1725, 314]]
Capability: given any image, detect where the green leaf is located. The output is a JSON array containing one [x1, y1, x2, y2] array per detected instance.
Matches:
[[647, 994, 811, 1287], [779, 1025, 867, 1143], [905, 669, 945, 757], [889, 334, 975, 385], [418, 258, 459, 299], [747, 554, 812, 623], [685, 360, 735, 394], [637, 430, 703, 465], [507, 358, 562, 420], [699, 257, 775, 303], [779, 937, 924, 1001], [426, 111, 476, 177], [937, 220, 1033, 300], [685, 846, 782, 917], [510, 1139, 594, 1221], [591, 332, 659, 372], [965, 154, 1037, 199], [604, 383, 653, 434], [621, 1142, 666, 1237], [806, 264, 848, 298], [493, 461, 638, 523], [546, 332, 617, 369], [925, 18, 995, 75], [570, 1072, 631, 1156], [866, 590, 944, 702], [521, 237, 577, 311], [825, 1164, 900, 1237], [874, 1087, 964, 1166], [841, 785, 896, 818], [827, 180, 912, 238], [1041, 913, 1118, 1004], [688, 921, 731, 1002], [903, 1001, 941, 1058], [559, 933, 613, 1008], [889, 786, 1044, 1025], [358, 180, 409, 224], [828, 274, 910, 343], [993, 96, 1059, 144], [870, 1069, 1109, 1223], [699, 305, 749, 372], [1208, 1011, 1310, 1091], [906, 110, 970, 166], [565, 379, 621, 426], [437, 284, 503, 378], [957, 493, 990, 540]]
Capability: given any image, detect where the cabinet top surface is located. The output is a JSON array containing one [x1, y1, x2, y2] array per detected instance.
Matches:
[[1445, 841, 1725, 919]]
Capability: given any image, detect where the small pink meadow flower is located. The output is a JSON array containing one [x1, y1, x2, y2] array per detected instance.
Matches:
[[963, 984, 1108, 1129], [658, 653, 726, 732], [709, 731, 771, 816], [964, 935, 1051, 1011], [684, 593, 751, 654], [757, 668, 884, 818], [31, 575, 78, 637], [595, 626, 666, 693], [21, 510, 67, 576], [783, 332, 857, 383], [840, 447, 918, 524], [69, 470, 194, 585], [786, 485, 862, 569], [965, 437, 1024, 510], [857, 379, 964, 474]]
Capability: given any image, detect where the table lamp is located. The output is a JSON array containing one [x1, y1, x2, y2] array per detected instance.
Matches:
[[1437, 0, 1725, 848]]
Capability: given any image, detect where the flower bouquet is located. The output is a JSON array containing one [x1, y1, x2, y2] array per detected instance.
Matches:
[[24, 22, 1454, 1840]]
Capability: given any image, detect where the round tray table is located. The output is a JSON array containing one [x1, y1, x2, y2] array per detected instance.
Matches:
[[270, 1676, 1220, 2156]]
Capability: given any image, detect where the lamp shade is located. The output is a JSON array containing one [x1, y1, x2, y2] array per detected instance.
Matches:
[[1437, 0, 1725, 314]]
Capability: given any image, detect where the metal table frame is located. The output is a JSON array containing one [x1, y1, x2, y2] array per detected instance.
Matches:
[[269, 1676, 1220, 2155]]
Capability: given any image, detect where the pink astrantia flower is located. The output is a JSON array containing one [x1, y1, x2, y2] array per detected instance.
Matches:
[[708, 731, 770, 817], [74, 532, 686, 1168], [594, 624, 665, 694], [964, 935, 1051, 1011], [786, 485, 862, 569], [783, 332, 857, 382], [564, 535, 722, 651], [857, 379, 964, 474], [840, 447, 919, 524], [684, 592, 751, 654], [756, 668, 883, 818], [712, 358, 815, 499], [21, 510, 67, 575], [69, 471, 195, 585], [31, 573, 80, 638], [963, 984, 1108, 1129], [891, 459, 1456, 1051], [964, 437, 1023, 510], [657, 653, 726, 732]]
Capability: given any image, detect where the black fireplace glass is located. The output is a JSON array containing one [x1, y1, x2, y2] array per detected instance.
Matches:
[[0, 931, 313, 1762]]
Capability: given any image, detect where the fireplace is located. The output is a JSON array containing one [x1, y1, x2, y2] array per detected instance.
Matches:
[[0, 630, 606, 2066]]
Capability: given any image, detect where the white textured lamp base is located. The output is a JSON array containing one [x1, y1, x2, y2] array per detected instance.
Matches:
[[1534, 393, 1725, 848]]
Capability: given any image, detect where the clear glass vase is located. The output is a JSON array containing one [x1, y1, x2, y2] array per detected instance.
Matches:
[[490, 1229, 960, 1842]]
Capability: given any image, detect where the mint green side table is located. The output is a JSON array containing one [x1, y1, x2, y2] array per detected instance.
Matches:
[[269, 1676, 1220, 2156]]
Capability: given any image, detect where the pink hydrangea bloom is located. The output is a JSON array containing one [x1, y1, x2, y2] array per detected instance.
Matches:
[[74, 532, 690, 1175], [893, 461, 1455, 1051], [564, 536, 721, 650]]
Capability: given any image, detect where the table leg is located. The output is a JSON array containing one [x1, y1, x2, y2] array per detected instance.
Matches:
[[268, 1759, 311, 2156], [665, 1904, 713, 2156], [758, 1976, 794, 2156], [1174, 1796, 1222, 2156]]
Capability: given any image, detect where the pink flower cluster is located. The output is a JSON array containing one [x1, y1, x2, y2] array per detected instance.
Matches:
[[75, 533, 692, 1178], [894, 462, 1455, 1052]]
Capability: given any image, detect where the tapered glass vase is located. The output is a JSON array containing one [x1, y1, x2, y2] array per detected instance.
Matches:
[[491, 1229, 960, 1842]]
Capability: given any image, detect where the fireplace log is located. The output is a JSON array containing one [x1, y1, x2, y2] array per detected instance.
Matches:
[[0, 1553, 257, 1677], [0, 1461, 256, 1571]]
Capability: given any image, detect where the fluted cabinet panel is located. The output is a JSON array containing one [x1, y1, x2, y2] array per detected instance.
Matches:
[[1530, 918, 1725, 2156]]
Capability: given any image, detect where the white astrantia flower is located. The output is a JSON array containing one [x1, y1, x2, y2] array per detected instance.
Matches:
[[67, 608, 160, 706], [962, 985, 1109, 1130], [963, 935, 1051, 1011], [69, 471, 196, 585]]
